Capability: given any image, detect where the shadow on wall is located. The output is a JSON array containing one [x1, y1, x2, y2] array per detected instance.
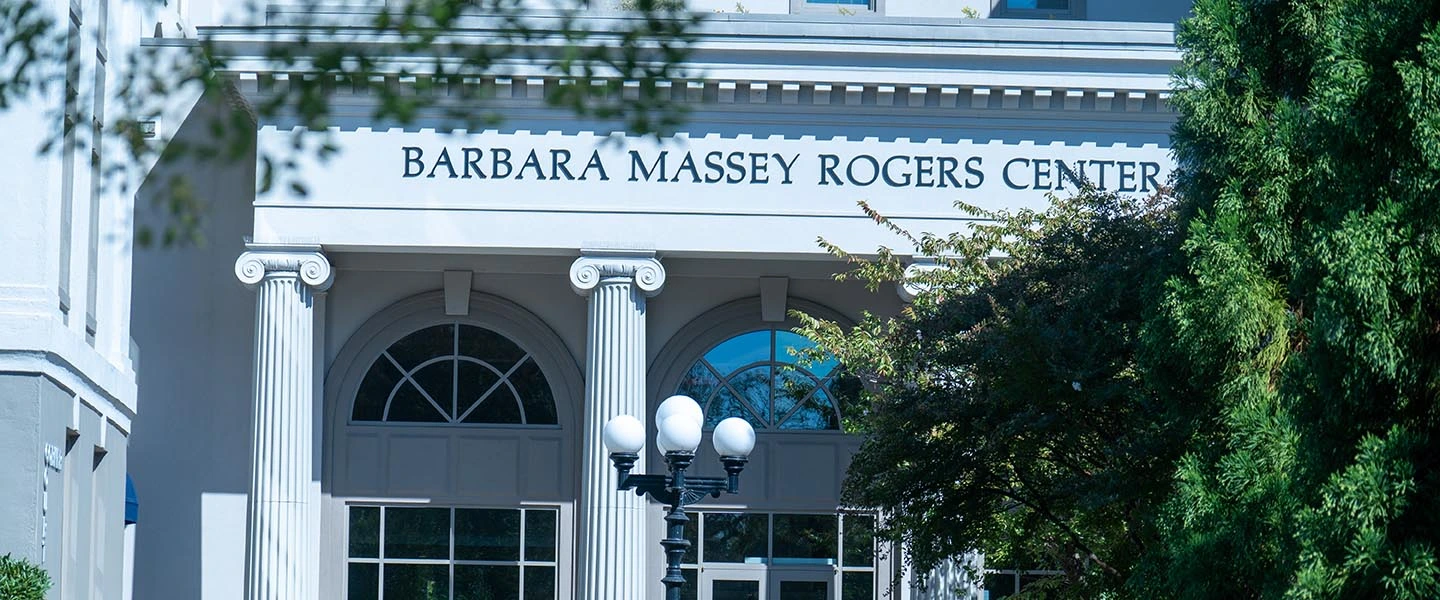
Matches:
[[129, 89, 260, 600]]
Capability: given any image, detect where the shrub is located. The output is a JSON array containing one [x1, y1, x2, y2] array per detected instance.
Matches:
[[0, 554, 51, 600]]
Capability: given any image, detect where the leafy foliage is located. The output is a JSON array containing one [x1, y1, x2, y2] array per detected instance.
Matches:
[[1144, 0, 1440, 597], [1, 0, 701, 245], [796, 188, 1185, 598], [0, 554, 51, 600]]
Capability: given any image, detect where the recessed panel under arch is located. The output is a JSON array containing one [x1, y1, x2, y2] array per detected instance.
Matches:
[[325, 291, 582, 505]]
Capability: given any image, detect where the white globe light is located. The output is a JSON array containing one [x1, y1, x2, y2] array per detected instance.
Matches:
[[712, 417, 757, 458], [655, 395, 704, 429], [656, 414, 702, 454], [602, 415, 646, 454]]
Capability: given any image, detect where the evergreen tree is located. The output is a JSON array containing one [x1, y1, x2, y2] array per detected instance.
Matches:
[[1149, 0, 1440, 597]]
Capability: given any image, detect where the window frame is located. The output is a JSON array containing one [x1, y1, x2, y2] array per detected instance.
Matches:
[[343, 504, 563, 600], [348, 321, 561, 427], [649, 297, 857, 437], [789, 0, 885, 16], [989, 0, 1086, 20]]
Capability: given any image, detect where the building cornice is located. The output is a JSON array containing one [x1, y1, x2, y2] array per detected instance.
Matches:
[[188, 12, 1179, 120]]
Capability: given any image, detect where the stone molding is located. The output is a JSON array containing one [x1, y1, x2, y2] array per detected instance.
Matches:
[[235, 244, 334, 291], [569, 250, 666, 297], [896, 258, 948, 302], [233, 75, 1175, 115]]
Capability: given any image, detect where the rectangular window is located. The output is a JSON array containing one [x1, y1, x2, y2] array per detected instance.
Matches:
[[688, 512, 878, 599], [791, 0, 882, 14], [995, 0, 1083, 18], [346, 506, 558, 600]]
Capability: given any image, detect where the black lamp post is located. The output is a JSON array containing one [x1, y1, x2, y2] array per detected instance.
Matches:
[[603, 395, 757, 600]]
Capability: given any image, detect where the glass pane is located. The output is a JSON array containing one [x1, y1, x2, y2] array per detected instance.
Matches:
[[524, 566, 555, 600], [773, 514, 838, 560], [807, 0, 870, 4], [454, 565, 519, 600], [984, 573, 1017, 598], [680, 568, 698, 600], [459, 325, 526, 374], [387, 380, 448, 423], [682, 513, 698, 564], [411, 360, 457, 419], [349, 507, 380, 558], [456, 509, 520, 561], [727, 366, 772, 425], [464, 388, 524, 424], [510, 358, 558, 425], [347, 563, 378, 600], [388, 325, 454, 371], [1007, 0, 1070, 8], [843, 516, 875, 566], [704, 331, 771, 375], [825, 374, 862, 425], [772, 368, 819, 426], [706, 386, 765, 429], [456, 360, 503, 421], [780, 387, 839, 431], [524, 510, 557, 562], [383, 563, 449, 600], [713, 580, 761, 600], [842, 572, 873, 600], [353, 358, 403, 421], [676, 361, 721, 407], [780, 581, 829, 599], [703, 513, 768, 563], [385, 507, 451, 559], [775, 331, 838, 377]]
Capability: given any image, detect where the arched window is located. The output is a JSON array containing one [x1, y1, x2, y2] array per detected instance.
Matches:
[[675, 327, 858, 431], [351, 322, 558, 425]]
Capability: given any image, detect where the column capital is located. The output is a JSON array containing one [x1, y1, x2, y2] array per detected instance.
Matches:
[[569, 250, 666, 298], [235, 244, 333, 291], [896, 258, 947, 303]]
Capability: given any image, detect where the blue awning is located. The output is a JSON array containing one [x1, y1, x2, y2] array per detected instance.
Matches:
[[125, 475, 139, 525]]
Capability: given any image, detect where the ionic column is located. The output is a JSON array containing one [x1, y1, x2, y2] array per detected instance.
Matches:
[[570, 250, 666, 600], [234, 245, 332, 600]]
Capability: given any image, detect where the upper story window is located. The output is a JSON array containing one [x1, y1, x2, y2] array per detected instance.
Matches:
[[791, 0, 882, 15], [675, 328, 858, 431], [994, 0, 1084, 18], [351, 323, 558, 426]]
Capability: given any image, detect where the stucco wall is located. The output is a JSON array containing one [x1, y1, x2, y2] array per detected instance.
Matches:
[[128, 92, 260, 600]]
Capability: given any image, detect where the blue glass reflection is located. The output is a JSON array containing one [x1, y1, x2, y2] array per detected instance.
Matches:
[[775, 331, 838, 377], [704, 331, 771, 374]]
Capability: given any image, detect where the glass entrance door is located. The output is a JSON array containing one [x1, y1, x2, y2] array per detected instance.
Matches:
[[702, 568, 764, 600], [768, 569, 835, 600]]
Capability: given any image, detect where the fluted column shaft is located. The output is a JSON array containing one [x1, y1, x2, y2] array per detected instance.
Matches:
[[571, 250, 666, 600], [235, 245, 333, 600]]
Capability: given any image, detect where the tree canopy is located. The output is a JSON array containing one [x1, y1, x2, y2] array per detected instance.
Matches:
[[803, 0, 1440, 597], [1, 0, 700, 244]]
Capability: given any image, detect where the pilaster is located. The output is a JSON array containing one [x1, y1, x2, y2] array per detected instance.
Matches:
[[234, 244, 331, 600], [570, 250, 666, 600]]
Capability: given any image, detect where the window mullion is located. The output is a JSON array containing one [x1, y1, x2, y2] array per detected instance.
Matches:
[[452, 324, 460, 422], [449, 508, 456, 600]]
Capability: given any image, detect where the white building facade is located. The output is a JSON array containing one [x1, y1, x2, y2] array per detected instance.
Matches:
[[120, 2, 1188, 600]]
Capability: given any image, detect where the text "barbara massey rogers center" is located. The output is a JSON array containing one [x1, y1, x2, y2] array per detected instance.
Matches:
[[400, 145, 1169, 193]]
